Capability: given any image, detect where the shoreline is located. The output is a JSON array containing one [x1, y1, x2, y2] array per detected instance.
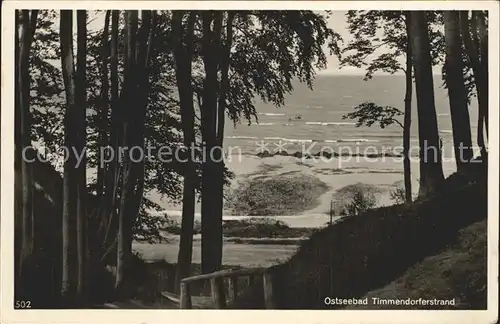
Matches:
[[135, 154, 460, 267], [148, 154, 458, 220]]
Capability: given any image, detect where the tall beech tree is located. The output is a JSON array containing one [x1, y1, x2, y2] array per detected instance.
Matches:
[[60, 9, 79, 300], [197, 10, 341, 273], [443, 11, 473, 171], [116, 10, 156, 292], [200, 11, 224, 274], [16, 9, 39, 297], [16, 10, 180, 304], [342, 10, 416, 202], [96, 9, 121, 263], [409, 11, 444, 197], [459, 11, 488, 159], [15, 9, 340, 302], [402, 11, 413, 202], [171, 11, 197, 291], [95, 10, 111, 200], [475, 11, 488, 139]]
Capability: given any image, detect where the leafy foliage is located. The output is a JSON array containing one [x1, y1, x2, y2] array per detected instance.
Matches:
[[342, 102, 404, 129], [28, 11, 185, 242], [220, 11, 343, 126], [338, 188, 378, 216], [26, 10, 341, 245], [440, 40, 477, 105], [342, 10, 444, 80]]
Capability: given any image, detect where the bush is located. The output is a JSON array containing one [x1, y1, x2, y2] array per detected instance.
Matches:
[[162, 217, 313, 238], [162, 219, 202, 235], [330, 183, 380, 216], [226, 174, 329, 216], [339, 189, 378, 216], [390, 187, 407, 204], [222, 217, 314, 238]]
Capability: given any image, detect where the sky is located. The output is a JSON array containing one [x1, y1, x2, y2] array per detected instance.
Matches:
[[323, 10, 360, 75]]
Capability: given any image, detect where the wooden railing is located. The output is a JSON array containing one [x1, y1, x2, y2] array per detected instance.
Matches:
[[178, 267, 275, 309]]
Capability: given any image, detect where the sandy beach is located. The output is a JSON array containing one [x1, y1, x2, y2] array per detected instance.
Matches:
[[150, 154, 458, 227], [135, 154, 459, 266]]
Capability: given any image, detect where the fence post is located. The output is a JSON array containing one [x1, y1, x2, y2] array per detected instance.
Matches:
[[262, 272, 276, 309], [248, 275, 255, 286], [330, 200, 334, 225], [180, 281, 192, 309], [210, 277, 226, 309], [227, 277, 238, 303]]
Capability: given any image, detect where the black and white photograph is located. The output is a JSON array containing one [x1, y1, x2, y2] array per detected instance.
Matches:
[[1, 1, 498, 322]]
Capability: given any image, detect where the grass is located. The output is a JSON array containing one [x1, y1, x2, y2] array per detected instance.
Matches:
[[162, 217, 315, 239], [222, 218, 316, 238], [162, 220, 202, 235], [246, 163, 284, 177], [231, 170, 488, 309], [348, 220, 487, 309], [226, 174, 329, 216], [227, 238, 304, 245]]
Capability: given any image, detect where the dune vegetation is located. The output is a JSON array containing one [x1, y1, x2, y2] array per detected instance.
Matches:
[[226, 174, 330, 216], [231, 168, 487, 309]]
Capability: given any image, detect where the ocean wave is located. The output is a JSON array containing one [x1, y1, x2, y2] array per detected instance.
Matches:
[[306, 121, 356, 126], [437, 113, 450, 116], [264, 137, 313, 143], [258, 113, 286, 116], [226, 136, 258, 140], [256, 122, 275, 126], [440, 130, 453, 134], [282, 138, 314, 143], [337, 139, 380, 143]]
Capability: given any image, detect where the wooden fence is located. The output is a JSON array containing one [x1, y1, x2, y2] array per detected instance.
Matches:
[[170, 267, 275, 309]]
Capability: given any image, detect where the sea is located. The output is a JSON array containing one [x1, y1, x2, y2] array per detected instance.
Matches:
[[223, 74, 479, 158]]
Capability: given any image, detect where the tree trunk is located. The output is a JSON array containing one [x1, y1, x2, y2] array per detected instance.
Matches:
[[98, 10, 120, 260], [14, 10, 21, 172], [75, 9, 89, 303], [403, 12, 413, 203], [96, 10, 111, 200], [210, 11, 235, 272], [443, 11, 473, 172], [116, 10, 154, 293], [116, 9, 138, 292], [17, 9, 39, 296], [475, 11, 488, 142], [409, 11, 444, 198], [60, 9, 78, 302], [14, 9, 20, 284], [200, 11, 223, 274], [459, 11, 487, 159], [172, 11, 197, 292]]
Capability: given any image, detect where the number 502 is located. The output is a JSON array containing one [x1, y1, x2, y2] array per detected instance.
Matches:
[[15, 300, 32, 309]]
